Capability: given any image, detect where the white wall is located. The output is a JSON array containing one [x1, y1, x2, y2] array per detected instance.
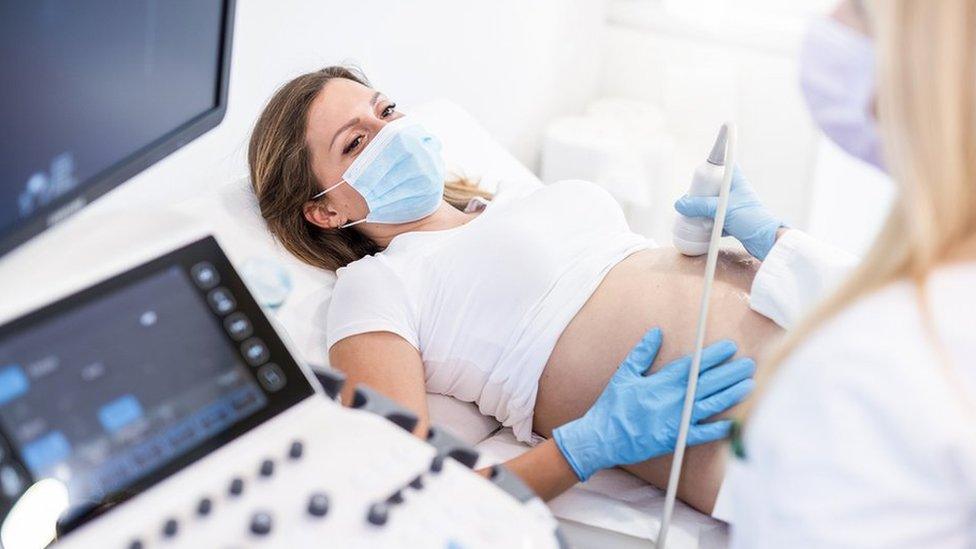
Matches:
[[598, 0, 891, 252], [79, 0, 607, 219], [599, 1, 820, 244], [5, 0, 891, 272]]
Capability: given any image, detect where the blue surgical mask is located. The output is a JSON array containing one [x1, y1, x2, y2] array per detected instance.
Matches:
[[799, 17, 883, 170], [312, 117, 446, 228]]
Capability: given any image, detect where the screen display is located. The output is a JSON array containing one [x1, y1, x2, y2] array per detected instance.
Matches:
[[0, 266, 267, 503], [0, 0, 226, 245]]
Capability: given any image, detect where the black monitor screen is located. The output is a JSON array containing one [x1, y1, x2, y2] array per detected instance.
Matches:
[[0, 0, 233, 256], [0, 266, 266, 503]]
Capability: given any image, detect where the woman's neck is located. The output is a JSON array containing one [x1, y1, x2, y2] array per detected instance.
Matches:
[[947, 232, 976, 263], [359, 201, 479, 248]]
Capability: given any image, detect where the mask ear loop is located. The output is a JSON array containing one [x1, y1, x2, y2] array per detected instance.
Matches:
[[310, 179, 346, 201], [339, 218, 367, 229], [309, 180, 368, 229]]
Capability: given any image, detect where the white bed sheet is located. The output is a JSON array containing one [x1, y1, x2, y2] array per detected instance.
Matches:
[[474, 429, 729, 549]]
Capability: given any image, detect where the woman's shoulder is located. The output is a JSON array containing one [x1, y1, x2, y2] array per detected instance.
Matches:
[[738, 268, 976, 545], [332, 254, 406, 299], [774, 262, 976, 409], [489, 178, 608, 206], [541, 179, 615, 198], [802, 262, 976, 360], [510, 179, 623, 222], [326, 253, 417, 349]]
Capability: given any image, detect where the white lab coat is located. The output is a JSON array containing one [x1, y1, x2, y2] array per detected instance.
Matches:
[[728, 230, 976, 548]]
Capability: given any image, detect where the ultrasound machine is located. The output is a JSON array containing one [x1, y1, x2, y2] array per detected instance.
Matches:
[[0, 2, 562, 547]]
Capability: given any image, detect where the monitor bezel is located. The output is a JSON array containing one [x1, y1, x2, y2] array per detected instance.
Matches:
[[0, 0, 237, 259]]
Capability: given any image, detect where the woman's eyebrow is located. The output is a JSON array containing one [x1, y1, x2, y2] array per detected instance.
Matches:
[[329, 92, 382, 151]]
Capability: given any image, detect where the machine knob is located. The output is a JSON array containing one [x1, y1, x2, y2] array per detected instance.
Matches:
[[250, 512, 273, 536], [259, 459, 275, 477], [228, 477, 245, 496], [162, 518, 178, 538], [288, 440, 304, 460], [366, 502, 389, 526], [307, 493, 329, 518], [430, 455, 445, 474], [197, 497, 213, 516]]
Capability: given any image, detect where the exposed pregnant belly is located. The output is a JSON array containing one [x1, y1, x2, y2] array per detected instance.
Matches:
[[533, 246, 783, 514]]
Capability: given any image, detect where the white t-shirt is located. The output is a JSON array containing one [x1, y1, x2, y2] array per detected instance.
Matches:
[[326, 180, 651, 441], [729, 238, 976, 547]]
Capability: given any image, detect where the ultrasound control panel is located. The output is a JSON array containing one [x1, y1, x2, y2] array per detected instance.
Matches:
[[0, 236, 562, 548], [0, 237, 312, 522]]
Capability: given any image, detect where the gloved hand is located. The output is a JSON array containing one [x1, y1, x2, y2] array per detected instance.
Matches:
[[674, 167, 785, 260], [552, 328, 756, 482]]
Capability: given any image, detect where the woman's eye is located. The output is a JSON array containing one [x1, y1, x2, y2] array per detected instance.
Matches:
[[343, 135, 363, 155], [381, 103, 397, 118]]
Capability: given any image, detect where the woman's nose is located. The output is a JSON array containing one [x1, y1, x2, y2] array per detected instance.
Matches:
[[363, 114, 388, 134]]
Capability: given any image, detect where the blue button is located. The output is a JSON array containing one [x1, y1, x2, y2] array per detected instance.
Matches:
[[256, 364, 286, 392], [99, 394, 144, 434], [240, 338, 269, 366], [22, 431, 71, 472], [207, 288, 236, 316], [223, 313, 253, 341], [0, 365, 29, 406], [190, 262, 220, 290]]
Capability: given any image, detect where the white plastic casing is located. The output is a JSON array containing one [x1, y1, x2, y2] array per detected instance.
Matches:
[[55, 398, 561, 548], [672, 160, 725, 256]]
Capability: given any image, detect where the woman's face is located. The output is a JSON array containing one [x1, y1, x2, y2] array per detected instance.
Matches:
[[303, 78, 402, 229]]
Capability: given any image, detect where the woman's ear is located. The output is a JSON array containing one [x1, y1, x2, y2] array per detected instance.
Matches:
[[303, 200, 342, 229]]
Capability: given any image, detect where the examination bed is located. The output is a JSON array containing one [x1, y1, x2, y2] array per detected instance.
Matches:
[[173, 99, 732, 549]]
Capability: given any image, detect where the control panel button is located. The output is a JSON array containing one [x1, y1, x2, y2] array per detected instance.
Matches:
[[240, 338, 269, 366], [366, 502, 389, 526], [287, 440, 304, 460], [250, 512, 273, 536], [190, 262, 219, 290], [408, 475, 423, 490], [128, 540, 144, 549], [430, 455, 445, 474], [197, 497, 213, 516], [207, 288, 236, 316], [223, 313, 253, 341], [307, 493, 329, 518], [258, 459, 274, 478], [256, 364, 286, 392], [228, 477, 245, 497], [386, 490, 403, 505], [162, 518, 178, 538]]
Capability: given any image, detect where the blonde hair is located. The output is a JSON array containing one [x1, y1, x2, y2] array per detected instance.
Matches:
[[741, 0, 976, 419], [248, 66, 492, 272]]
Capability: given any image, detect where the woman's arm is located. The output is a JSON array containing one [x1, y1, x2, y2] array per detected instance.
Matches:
[[329, 331, 580, 499], [330, 331, 431, 433], [330, 329, 755, 503]]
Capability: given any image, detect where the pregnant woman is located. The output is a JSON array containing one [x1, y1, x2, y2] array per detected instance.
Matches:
[[248, 66, 788, 514]]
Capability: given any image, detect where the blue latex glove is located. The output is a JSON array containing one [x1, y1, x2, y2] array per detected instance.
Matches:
[[552, 328, 756, 482], [674, 167, 785, 260]]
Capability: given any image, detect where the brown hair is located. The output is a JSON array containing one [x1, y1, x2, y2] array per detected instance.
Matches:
[[248, 66, 491, 271]]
